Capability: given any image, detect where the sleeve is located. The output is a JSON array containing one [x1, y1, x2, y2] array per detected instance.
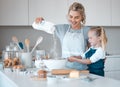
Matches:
[[90, 48, 105, 63], [83, 26, 90, 48], [83, 26, 90, 40], [54, 24, 69, 43], [81, 48, 91, 59]]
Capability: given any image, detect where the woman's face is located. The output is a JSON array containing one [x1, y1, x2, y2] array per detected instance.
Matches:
[[68, 10, 82, 29], [88, 31, 101, 47]]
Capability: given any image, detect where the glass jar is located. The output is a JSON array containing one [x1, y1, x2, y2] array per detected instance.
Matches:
[[2, 50, 20, 59]]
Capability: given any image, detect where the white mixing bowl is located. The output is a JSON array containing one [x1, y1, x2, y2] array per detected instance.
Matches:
[[43, 59, 67, 71]]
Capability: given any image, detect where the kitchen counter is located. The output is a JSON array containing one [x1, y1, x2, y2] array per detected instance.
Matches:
[[106, 55, 120, 58], [0, 69, 120, 87]]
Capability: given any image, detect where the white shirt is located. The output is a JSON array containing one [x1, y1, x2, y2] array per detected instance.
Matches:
[[82, 47, 105, 63]]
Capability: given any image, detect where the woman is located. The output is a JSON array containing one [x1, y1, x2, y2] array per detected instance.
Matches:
[[32, 2, 90, 70]]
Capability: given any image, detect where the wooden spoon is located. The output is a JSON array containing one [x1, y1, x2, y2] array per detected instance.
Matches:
[[25, 38, 30, 52]]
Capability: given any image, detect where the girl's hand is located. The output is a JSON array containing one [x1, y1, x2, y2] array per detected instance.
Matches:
[[35, 17, 44, 24]]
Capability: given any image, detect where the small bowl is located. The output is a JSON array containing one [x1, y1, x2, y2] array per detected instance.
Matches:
[[43, 59, 67, 71]]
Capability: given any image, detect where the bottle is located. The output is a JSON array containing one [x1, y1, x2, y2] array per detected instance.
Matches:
[[33, 21, 55, 34]]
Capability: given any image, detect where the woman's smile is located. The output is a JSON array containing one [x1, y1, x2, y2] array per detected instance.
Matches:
[[68, 10, 82, 29]]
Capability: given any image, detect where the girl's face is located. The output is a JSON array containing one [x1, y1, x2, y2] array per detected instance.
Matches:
[[88, 31, 101, 47], [68, 10, 82, 29]]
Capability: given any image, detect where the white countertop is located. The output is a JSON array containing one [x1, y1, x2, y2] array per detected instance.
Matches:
[[0, 69, 120, 87]]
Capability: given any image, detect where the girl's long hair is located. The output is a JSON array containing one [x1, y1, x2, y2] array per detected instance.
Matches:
[[90, 26, 107, 50]]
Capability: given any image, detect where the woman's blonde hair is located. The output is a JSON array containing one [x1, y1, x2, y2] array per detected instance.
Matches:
[[68, 2, 86, 25], [90, 26, 107, 50]]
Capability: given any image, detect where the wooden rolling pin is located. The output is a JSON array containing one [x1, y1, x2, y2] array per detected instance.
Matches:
[[51, 69, 89, 75]]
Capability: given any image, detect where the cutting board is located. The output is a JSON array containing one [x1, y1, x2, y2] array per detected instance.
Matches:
[[51, 69, 89, 75]]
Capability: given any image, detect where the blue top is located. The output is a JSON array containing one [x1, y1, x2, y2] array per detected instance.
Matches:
[[54, 24, 90, 49]]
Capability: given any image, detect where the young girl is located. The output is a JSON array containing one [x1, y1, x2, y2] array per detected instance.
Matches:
[[68, 26, 107, 76]]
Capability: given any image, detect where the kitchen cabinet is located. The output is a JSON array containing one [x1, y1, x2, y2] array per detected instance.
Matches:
[[0, 0, 120, 26], [29, 0, 68, 25], [105, 71, 120, 80], [105, 56, 120, 80], [105, 57, 120, 71], [0, 0, 28, 26], [111, 0, 120, 26], [68, 0, 111, 26]]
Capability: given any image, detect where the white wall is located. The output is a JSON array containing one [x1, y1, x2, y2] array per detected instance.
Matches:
[[0, 26, 120, 56]]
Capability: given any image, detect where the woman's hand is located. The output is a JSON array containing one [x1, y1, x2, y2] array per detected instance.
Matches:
[[68, 56, 82, 62], [74, 56, 82, 59], [68, 57, 76, 62], [35, 17, 44, 24]]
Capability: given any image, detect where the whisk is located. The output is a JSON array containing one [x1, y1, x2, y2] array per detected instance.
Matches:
[[31, 36, 43, 54]]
